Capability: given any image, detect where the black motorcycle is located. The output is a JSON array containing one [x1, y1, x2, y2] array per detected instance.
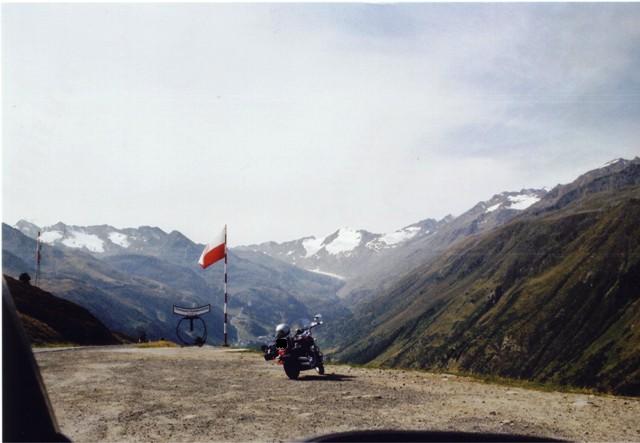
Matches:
[[262, 315, 325, 379]]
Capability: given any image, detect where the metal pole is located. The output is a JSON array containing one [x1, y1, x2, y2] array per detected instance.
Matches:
[[223, 224, 228, 347]]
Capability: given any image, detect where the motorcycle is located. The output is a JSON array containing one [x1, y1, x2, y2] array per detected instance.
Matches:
[[262, 314, 325, 379]]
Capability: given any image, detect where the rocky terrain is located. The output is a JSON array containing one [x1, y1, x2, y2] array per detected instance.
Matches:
[[35, 346, 640, 442]]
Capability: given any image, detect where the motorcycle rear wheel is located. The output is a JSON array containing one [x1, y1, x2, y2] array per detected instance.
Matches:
[[284, 361, 300, 380]]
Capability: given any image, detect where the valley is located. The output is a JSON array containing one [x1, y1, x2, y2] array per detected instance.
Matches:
[[4, 157, 640, 395], [5, 5, 640, 441]]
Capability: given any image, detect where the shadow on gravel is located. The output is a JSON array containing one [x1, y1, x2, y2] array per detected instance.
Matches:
[[298, 373, 356, 382]]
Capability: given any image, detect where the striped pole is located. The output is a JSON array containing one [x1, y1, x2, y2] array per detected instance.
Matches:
[[223, 224, 228, 347]]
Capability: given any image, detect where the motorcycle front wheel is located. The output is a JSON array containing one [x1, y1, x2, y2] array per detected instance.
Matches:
[[315, 364, 325, 375], [283, 361, 300, 380]]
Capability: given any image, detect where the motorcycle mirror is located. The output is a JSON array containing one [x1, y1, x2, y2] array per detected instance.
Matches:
[[313, 314, 323, 322]]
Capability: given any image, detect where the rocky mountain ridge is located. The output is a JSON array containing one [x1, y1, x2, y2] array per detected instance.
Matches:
[[241, 189, 547, 287], [4, 223, 347, 346]]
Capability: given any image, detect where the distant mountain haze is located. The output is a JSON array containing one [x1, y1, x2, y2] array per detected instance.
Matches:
[[4, 157, 639, 394], [4, 223, 346, 345], [331, 158, 640, 395], [240, 188, 548, 310]]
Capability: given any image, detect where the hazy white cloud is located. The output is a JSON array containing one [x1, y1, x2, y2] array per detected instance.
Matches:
[[3, 3, 639, 245]]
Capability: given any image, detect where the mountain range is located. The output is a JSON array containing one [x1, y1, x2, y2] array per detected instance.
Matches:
[[4, 157, 639, 394], [3, 222, 346, 346], [5, 186, 548, 346], [245, 189, 548, 301]]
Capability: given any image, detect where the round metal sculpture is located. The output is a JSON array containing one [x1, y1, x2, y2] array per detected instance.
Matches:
[[173, 304, 211, 347]]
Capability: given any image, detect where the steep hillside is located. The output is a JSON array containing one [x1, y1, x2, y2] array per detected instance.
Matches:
[[4, 275, 122, 346], [336, 183, 640, 395], [530, 157, 640, 215]]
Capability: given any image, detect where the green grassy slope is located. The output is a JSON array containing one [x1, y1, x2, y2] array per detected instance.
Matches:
[[336, 186, 640, 395]]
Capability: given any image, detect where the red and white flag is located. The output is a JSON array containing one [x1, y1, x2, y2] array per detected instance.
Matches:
[[198, 226, 226, 269]]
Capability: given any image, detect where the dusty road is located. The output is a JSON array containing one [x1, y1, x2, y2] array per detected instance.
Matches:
[[35, 346, 640, 442]]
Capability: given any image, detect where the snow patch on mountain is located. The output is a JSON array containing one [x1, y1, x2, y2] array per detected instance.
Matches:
[[507, 194, 540, 210], [40, 231, 63, 244], [484, 191, 542, 213], [378, 226, 421, 246], [62, 231, 105, 253], [108, 232, 130, 248], [302, 237, 324, 258], [307, 268, 346, 280], [325, 228, 362, 254], [603, 158, 626, 167]]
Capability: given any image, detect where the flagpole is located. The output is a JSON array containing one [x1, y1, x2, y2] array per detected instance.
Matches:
[[223, 224, 228, 347]]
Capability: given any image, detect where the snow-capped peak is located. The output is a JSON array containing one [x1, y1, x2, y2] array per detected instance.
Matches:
[[484, 190, 544, 213], [302, 236, 324, 258], [324, 227, 362, 255], [60, 230, 105, 253], [108, 232, 130, 248], [40, 230, 63, 244], [300, 224, 427, 258], [377, 226, 421, 246], [506, 193, 541, 210]]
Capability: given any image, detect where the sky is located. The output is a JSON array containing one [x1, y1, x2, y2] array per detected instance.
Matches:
[[3, 3, 640, 245]]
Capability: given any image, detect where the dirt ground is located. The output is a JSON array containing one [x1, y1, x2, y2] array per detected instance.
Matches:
[[34, 346, 640, 442]]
